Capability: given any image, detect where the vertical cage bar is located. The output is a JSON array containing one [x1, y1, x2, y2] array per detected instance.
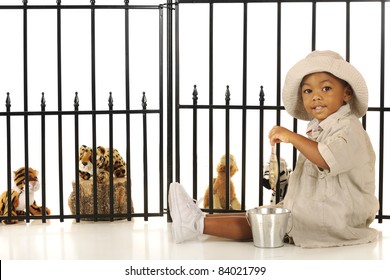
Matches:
[[168, 0, 174, 185], [167, 0, 174, 222], [311, 1, 316, 51], [258, 87, 265, 206], [142, 92, 149, 221], [192, 86, 198, 199], [108, 92, 114, 221], [377, 0, 386, 222], [90, 0, 98, 221], [159, 5, 164, 215], [241, 2, 248, 210], [5, 93, 12, 223], [292, 125, 298, 170], [208, 3, 214, 212], [173, 2, 180, 184], [345, 1, 350, 61], [57, 0, 65, 222], [74, 92, 80, 223], [274, 1, 282, 204], [22, 0, 30, 222], [167, 0, 176, 222], [225, 86, 231, 210], [40, 93, 47, 223], [124, 0, 133, 221]]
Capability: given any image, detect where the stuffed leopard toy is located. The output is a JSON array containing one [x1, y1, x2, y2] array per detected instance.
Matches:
[[78, 145, 126, 183], [263, 158, 291, 205], [0, 167, 51, 224], [70, 145, 132, 220]]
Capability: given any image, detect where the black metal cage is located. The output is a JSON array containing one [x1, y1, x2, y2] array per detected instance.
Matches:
[[0, 0, 388, 223]]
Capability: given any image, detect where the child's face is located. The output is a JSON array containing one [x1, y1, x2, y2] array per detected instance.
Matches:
[[300, 72, 352, 122]]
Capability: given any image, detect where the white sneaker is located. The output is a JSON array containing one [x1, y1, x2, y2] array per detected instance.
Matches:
[[168, 182, 205, 243]]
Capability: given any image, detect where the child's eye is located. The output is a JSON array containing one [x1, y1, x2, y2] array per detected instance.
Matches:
[[322, 86, 331, 92], [303, 89, 312, 94]]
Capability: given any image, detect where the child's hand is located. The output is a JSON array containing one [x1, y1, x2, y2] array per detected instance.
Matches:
[[269, 126, 329, 170], [268, 126, 294, 146]]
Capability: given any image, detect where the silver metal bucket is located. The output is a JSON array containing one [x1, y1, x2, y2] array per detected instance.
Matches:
[[247, 206, 291, 248]]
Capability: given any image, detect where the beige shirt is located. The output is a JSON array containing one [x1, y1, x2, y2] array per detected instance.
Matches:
[[284, 104, 379, 248]]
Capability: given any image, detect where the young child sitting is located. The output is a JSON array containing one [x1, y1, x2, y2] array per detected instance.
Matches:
[[168, 50, 379, 248]]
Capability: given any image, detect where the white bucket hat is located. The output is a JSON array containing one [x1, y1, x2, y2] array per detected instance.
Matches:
[[282, 50, 368, 121]]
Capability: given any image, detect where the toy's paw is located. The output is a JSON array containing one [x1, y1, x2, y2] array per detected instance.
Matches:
[[79, 171, 92, 181], [230, 197, 241, 210], [97, 171, 109, 184], [45, 207, 51, 215], [114, 167, 126, 178], [2, 210, 21, 224], [2, 218, 18, 225]]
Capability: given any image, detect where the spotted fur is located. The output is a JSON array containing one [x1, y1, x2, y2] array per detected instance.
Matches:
[[79, 145, 126, 184]]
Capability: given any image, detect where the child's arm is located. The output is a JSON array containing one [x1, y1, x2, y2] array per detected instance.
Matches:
[[269, 125, 329, 170]]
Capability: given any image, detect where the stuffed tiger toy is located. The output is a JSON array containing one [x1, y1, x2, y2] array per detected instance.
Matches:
[[79, 145, 126, 184], [0, 167, 51, 224]]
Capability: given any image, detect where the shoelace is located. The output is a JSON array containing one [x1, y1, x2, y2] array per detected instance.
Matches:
[[184, 198, 204, 221], [186, 199, 202, 212]]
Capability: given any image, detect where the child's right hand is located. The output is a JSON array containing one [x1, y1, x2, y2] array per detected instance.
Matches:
[[269, 125, 329, 170], [268, 126, 294, 146]]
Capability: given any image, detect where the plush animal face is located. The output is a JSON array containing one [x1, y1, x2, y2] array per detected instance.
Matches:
[[79, 145, 94, 175], [216, 154, 238, 176], [79, 145, 126, 172], [79, 145, 127, 182], [13, 167, 40, 192], [79, 146, 111, 173]]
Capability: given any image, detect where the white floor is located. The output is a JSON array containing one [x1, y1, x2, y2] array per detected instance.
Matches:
[[2, 217, 390, 280], [1, 216, 390, 260]]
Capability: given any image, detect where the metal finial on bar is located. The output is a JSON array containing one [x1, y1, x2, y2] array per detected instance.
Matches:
[[74, 92, 79, 110], [259, 85, 265, 103], [22, 0, 27, 5], [56, 0, 61, 4], [192, 85, 198, 102], [41, 92, 46, 109], [142, 92, 147, 109], [124, 0, 129, 4], [5, 92, 11, 109], [108, 92, 113, 109], [90, 0, 96, 5], [225, 85, 230, 102]]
